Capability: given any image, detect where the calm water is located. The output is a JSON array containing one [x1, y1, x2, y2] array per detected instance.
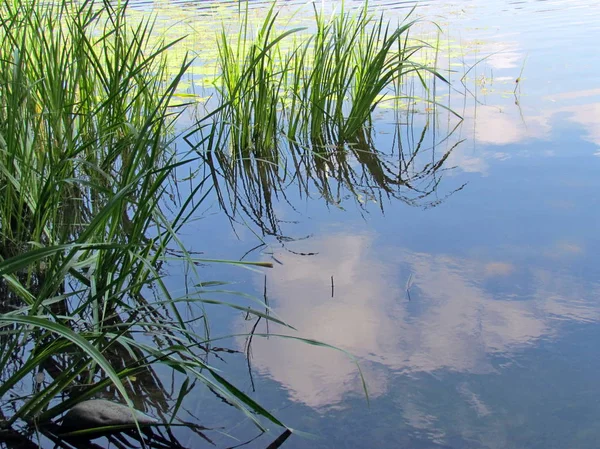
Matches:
[[144, 0, 600, 447]]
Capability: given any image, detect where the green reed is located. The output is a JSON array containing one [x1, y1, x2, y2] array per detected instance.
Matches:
[[0, 0, 295, 441], [204, 1, 446, 151], [192, 1, 453, 235], [215, 2, 303, 157]]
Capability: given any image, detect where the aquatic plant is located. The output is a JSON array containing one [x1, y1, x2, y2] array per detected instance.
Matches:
[[189, 1, 459, 235], [215, 2, 302, 157], [0, 0, 293, 445], [199, 2, 447, 146]]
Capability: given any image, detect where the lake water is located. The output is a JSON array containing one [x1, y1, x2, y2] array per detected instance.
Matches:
[[139, 0, 600, 447]]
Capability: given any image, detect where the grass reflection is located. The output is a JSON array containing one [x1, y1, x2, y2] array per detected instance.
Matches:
[[197, 116, 464, 235]]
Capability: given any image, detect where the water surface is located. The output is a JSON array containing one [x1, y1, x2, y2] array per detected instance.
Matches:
[[145, 1, 600, 447]]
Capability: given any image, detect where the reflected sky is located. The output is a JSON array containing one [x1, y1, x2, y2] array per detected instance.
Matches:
[[198, 0, 600, 445], [466, 89, 600, 148], [446, 90, 600, 176], [238, 230, 600, 409]]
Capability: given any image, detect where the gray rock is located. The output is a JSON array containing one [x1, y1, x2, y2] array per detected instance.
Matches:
[[61, 399, 158, 430]]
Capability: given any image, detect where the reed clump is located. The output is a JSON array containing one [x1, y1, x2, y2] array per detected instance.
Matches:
[[0, 0, 290, 443], [191, 1, 456, 235], [200, 2, 445, 152]]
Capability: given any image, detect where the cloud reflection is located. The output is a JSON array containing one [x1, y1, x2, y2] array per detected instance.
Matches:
[[447, 91, 600, 176], [467, 87, 600, 145], [239, 231, 599, 409]]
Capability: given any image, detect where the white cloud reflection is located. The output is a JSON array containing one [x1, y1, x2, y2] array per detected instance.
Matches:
[[238, 232, 600, 409], [445, 89, 600, 175]]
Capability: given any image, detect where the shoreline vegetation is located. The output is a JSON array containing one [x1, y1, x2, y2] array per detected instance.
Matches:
[[0, 0, 458, 446]]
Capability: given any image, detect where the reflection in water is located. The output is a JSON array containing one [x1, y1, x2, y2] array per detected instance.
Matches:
[[239, 232, 600, 409], [120, 0, 600, 446], [444, 88, 600, 178], [470, 96, 600, 149], [200, 118, 465, 236]]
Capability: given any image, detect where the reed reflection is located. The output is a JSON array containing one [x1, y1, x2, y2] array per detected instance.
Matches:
[[199, 117, 465, 236]]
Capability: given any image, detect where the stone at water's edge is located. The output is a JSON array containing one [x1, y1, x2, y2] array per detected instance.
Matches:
[[61, 399, 158, 430]]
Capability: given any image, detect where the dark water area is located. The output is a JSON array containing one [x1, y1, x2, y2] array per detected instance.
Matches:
[[132, 0, 600, 448]]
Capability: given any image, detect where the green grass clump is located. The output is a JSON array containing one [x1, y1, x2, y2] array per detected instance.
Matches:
[[0, 0, 291, 443], [203, 2, 445, 149], [190, 1, 458, 235]]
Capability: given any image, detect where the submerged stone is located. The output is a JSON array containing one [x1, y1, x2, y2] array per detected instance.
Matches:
[[61, 399, 158, 430]]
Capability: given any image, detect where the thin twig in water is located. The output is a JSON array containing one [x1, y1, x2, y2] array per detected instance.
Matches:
[[245, 316, 261, 393], [405, 273, 413, 302], [263, 275, 269, 336]]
